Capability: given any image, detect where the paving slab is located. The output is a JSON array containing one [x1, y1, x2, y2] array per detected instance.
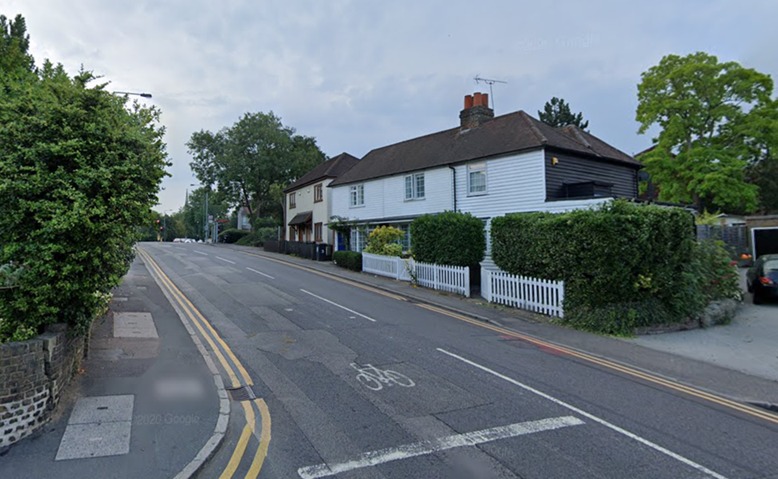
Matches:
[[114, 312, 158, 339]]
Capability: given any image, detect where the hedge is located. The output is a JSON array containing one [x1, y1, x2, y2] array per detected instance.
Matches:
[[219, 228, 250, 244], [490, 201, 725, 335], [410, 211, 485, 267], [235, 227, 277, 247], [333, 251, 362, 271]]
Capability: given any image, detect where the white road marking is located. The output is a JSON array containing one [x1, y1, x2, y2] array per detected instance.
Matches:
[[247, 267, 275, 279], [437, 348, 729, 479], [216, 256, 236, 264], [193, 250, 209, 256], [300, 289, 376, 322], [297, 415, 583, 479]]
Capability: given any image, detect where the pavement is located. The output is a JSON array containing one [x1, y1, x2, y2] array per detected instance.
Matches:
[[1, 243, 776, 478], [0, 252, 223, 479]]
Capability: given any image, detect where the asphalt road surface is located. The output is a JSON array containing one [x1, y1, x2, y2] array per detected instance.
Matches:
[[139, 242, 778, 479]]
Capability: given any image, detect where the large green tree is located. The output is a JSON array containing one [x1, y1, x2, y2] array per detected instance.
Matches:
[[0, 14, 35, 74], [636, 52, 777, 213], [538, 97, 589, 130], [187, 112, 325, 225], [0, 15, 168, 341]]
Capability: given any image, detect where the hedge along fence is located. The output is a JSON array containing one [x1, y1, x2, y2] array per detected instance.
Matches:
[[491, 201, 710, 335], [410, 211, 486, 267]]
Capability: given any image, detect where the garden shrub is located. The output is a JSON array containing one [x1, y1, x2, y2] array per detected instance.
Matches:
[[491, 201, 705, 335], [363, 226, 404, 257], [333, 251, 362, 271], [0, 48, 167, 342], [235, 227, 277, 247], [411, 211, 485, 267], [219, 228, 250, 244]]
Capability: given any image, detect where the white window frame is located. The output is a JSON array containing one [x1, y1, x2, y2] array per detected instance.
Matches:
[[349, 184, 364, 207], [467, 162, 487, 196], [404, 172, 425, 200]]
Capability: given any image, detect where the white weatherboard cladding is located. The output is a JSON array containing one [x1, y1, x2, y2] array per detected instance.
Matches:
[[331, 167, 452, 222], [455, 150, 545, 218]]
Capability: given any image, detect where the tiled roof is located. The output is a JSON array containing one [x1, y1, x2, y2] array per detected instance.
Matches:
[[284, 152, 360, 192], [330, 111, 640, 186]]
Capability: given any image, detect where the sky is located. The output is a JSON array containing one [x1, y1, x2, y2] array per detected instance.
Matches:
[[6, 1, 778, 213]]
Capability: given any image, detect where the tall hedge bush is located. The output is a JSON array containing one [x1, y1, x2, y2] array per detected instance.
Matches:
[[491, 201, 703, 335], [411, 211, 485, 266], [0, 60, 168, 342]]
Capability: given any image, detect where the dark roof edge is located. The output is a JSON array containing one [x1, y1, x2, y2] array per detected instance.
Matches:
[[544, 145, 643, 169], [283, 176, 335, 193]]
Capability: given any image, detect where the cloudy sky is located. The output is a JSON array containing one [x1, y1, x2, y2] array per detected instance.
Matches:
[[6, 1, 778, 213]]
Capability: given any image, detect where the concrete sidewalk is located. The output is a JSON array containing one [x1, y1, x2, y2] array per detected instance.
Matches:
[[223, 243, 778, 407], [0, 255, 223, 479], [629, 270, 778, 384]]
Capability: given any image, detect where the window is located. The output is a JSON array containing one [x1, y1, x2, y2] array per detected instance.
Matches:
[[314, 183, 323, 203], [350, 227, 371, 252], [289, 192, 296, 209], [397, 224, 411, 251], [314, 222, 323, 242], [350, 184, 364, 207], [468, 162, 487, 195], [404, 173, 425, 200]]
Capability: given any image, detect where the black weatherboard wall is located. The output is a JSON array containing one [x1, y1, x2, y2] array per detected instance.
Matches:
[[544, 150, 639, 201]]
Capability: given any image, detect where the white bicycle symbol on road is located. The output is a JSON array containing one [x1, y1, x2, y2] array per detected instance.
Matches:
[[350, 363, 415, 391]]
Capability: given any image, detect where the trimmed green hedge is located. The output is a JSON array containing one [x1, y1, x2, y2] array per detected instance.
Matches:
[[491, 201, 706, 335], [235, 227, 277, 247], [410, 211, 485, 267], [333, 251, 362, 271], [219, 228, 250, 244]]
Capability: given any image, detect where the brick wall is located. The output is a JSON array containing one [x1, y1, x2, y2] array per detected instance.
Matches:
[[0, 324, 85, 448]]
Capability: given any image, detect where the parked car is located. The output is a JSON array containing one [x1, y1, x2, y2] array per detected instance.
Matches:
[[746, 254, 778, 304]]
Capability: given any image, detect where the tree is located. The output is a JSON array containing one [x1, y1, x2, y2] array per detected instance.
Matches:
[[538, 97, 589, 130], [1, 52, 168, 341], [0, 14, 35, 74], [187, 112, 325, 226], [636, 52, 777, 213]]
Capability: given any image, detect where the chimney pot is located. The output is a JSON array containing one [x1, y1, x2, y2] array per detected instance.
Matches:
[[473, 92, 483, 107], [464, 95, 473, 109], [482, 93, 489, 108]]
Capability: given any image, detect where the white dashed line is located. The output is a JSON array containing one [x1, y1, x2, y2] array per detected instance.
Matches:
[[247, 267, 275, 279], [299, 289, 376, 322], [437, 348, 729, 479], [193, 251, 209, 256], [297, 416, 584, 478], [216, 256, 236, 264]]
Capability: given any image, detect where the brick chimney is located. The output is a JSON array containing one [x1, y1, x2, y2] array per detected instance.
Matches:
[[459, 92, 494, 130]]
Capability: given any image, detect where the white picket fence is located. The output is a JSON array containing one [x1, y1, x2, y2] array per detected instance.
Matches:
[[361, 252, 470, 297], [481, 267, 564, 318], [361, 252, 413, 281], [413, 261, 470, 297]]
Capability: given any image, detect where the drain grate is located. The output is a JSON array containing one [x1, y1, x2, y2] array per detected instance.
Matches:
[[227, 385, 257, 402], [748, 401, 778, 413]]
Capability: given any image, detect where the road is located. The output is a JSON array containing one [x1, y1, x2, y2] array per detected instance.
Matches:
[[139, 242, 778, 479]]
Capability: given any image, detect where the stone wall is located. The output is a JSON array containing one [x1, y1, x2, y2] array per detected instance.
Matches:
[[0, 324, 85, 448]]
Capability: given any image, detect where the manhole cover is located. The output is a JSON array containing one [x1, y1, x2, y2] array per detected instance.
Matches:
[[227, 385, 257, 402]]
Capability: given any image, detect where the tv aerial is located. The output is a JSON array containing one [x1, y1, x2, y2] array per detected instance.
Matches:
[[474, 75, 507, 110]]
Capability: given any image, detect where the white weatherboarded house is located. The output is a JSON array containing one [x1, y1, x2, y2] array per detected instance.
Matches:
[[329, 92, 642, 254]]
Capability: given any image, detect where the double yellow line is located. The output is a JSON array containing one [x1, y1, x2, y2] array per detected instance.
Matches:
[[137, 247, 272, 478], [417, 303, 778, 426]]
